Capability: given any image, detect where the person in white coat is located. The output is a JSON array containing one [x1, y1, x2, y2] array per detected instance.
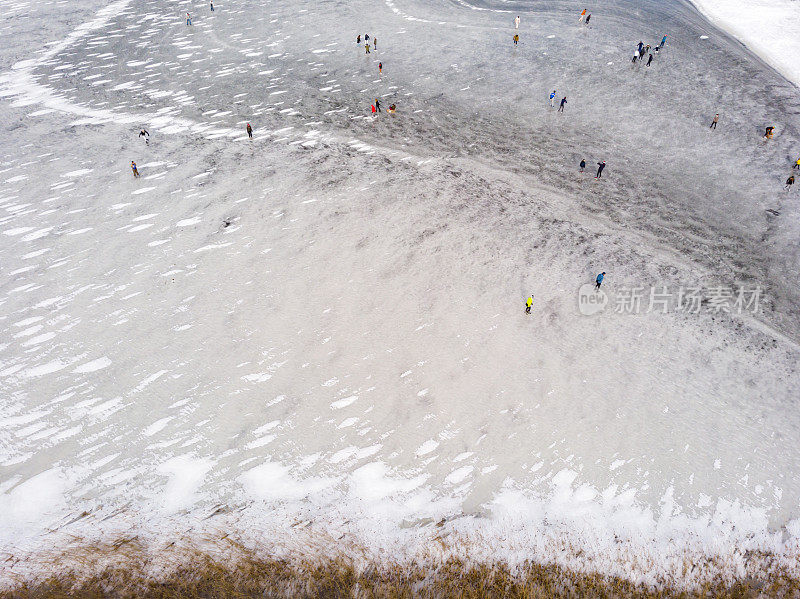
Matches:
[[514, 15, 520, 29]]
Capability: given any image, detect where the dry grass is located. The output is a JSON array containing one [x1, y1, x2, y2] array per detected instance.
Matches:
[[3, 548, 800, 599]]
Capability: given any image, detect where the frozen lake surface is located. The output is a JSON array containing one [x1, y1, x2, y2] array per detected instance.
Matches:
[[1, 0, 799, 587]]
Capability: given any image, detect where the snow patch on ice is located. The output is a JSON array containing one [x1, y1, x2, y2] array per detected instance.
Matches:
[[72, 356, 112, 373], [330, 395, 358, 409], [156, 456, 213, 512], [690, 0, 800, 86]]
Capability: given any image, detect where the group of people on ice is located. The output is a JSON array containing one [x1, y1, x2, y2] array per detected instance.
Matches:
[[185, 3, 215, 25], [356, 33, 396, 114], [356, 33, 377, 54], [371, 98, 396, 114], [548, 90, 567, 112], [760, 128, 798, 190], [578, 159, 606, 178], [525, 273, 605, 314], [631, 36, 666, 67], [511, 8, 594, 45]]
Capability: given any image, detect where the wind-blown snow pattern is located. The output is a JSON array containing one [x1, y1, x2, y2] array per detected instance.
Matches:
[[0, 0, 799, 588]]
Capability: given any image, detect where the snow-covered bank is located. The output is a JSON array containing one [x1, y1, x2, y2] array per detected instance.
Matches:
[[690, 0, 800, 87], [2, 458, 799, 590]]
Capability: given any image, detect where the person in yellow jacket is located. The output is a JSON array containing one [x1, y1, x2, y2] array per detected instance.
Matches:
[[793, 157, 800, 170], [525, 295, 533, 314]]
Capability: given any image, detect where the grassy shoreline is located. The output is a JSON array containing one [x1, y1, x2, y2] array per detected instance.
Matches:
[[3, 546, 799, 598]]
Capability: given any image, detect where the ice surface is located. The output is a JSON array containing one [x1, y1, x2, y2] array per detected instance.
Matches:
[[0, 0, 800, 588]]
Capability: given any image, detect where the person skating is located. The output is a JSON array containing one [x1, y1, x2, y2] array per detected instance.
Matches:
[[549, 90, 556, 107], [378, 61, 382, 74], [515, 15, 520, 29], [646, 53, 653, 66], [513, 34, 519, 45], [579, 159, 586, 172], [710, 114, 719, 129], [793, 157, 800, 170], [131, 161, 140, 178], [765, 126, 775, 139], [374, 37, 378, 49], [210, 2, 214, 11], [139, 128, 150, 145], [637, 41, 643, 52], [595, 272, 605, 290], [375, 98, 381, 112], [365, 34, 369, 41], [786, 175, 795, 190], [365, 43, 370, 54], [585, 14, 591, 25], [632, 52, 638, 64], [186, 12, 192, 25], [579, 8, 586, 22], [558, 96, 567, 112], [525, 295, 533, 314], [660, 35, 667, 48], [357, 34, 361, 44], [595, 161, 606, 178], [246, 123, 252, 138]]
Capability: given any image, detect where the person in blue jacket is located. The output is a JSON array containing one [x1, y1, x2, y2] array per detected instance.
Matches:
[[660, 35, 666, 48], [595, 272, 605, 290], [549, 90, 556, 107]]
